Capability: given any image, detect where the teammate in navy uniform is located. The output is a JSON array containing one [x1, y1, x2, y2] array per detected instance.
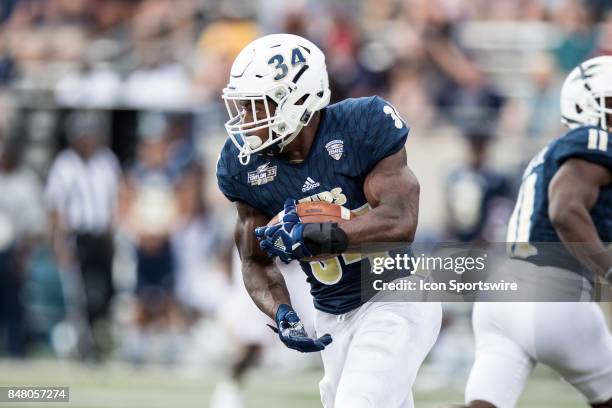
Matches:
[[216, 34, 441, 408], [460, 57, 612, 408]]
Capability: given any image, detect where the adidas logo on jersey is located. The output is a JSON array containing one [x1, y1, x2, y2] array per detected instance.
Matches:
[[302, 177, 320, 192], [274, 237, 285, 251]]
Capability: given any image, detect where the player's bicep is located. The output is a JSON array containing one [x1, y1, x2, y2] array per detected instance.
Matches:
[[549, 158, 612, 211], [234, 201, 274, 265], [363, 148, 419, 209]]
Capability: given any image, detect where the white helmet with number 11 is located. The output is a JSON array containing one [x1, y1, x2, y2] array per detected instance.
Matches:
[[222, 34, 331, 165]]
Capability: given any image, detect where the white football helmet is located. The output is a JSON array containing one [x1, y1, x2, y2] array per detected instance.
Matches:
[[222, 34, 331, 165], [561, 56, 612, 131]]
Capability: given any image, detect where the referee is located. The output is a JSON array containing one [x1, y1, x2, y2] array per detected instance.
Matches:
[[45, 111, 121, 359]]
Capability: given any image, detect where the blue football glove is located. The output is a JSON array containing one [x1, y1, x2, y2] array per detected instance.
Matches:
[[255, 199, 312, 263], [268, 304, 332, 353]]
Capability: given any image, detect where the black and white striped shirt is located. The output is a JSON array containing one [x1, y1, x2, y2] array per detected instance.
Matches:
[[45, 148, 121, 233]]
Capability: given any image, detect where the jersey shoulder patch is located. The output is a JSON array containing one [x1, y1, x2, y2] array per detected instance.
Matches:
[[554, 126, 612, 169]]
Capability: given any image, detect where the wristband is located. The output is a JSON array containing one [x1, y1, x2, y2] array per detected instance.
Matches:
[[275, 304, 293, 323], [302, 223, 349, 256], [267, 304, 294, 334]]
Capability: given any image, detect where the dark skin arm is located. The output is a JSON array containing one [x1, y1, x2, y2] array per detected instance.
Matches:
[[548, 158, 612, 277], [234, 148, 417, 316], [338, 148, 420, 248], [235, 201, 291, 319]]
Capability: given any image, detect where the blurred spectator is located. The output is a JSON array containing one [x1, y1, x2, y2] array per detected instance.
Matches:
[[445, 131, 513, 243], [552, 0, 597, 72], [594, 10, 612, 56], [387, 59, 433, 129], [171, 165, 226, 317], [423, 9, 505, 129], [55, 42, 121, 108], [164, 113, 196, 174], [45, 111, 121, 359], [122, 41, 191, 109], [119, 113, 183, 363], [0, 43, 15, 87], [0, 0, 19, 24], [590, 0, 612, 16], [130, 0, 198, 60], [0, 136, 45, 357], [523, 53, 562, 139], [322, 13, 367, 101], [193, 13, 259, 103], [125, 1, 198, 104]]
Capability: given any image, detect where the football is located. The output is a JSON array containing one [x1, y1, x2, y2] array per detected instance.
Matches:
[[267, 201, 352, 262]]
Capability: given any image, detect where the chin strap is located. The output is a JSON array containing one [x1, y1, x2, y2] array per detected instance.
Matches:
[[278, 125, 303, 152], [238, 151, 251, 165], [236, 110, 312, 164]]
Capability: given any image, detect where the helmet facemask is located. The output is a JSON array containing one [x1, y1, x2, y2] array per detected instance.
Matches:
[[223, 83, 308, 165], [578, 91, 612, 132]]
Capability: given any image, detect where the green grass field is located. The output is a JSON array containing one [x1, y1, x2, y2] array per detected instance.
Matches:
[[0, 359, 586, 407]]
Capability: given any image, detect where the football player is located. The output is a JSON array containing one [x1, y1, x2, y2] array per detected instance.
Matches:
[[460, 56, 612, 408], [216, 34, 441, 407]]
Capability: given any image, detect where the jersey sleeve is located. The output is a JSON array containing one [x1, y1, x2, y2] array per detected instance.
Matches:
[[555, 127, 612, 170], [215, 150, 242, 203], [362, 96, 410, 169]]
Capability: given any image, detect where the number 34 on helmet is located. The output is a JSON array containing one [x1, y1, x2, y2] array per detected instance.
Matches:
[[222, 34, 331, 165]]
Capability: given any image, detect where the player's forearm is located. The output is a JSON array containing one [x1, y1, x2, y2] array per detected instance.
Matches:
[[342, 149, 419, 248], [551, 202, 612, 277], [338, 203, 418, 249], [548, 159, 612, 278], [242, 260, 291, 319]]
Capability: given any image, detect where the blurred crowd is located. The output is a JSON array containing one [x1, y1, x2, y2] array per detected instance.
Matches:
[[2, 0, 612, 124], [0, 0, 611, 385]]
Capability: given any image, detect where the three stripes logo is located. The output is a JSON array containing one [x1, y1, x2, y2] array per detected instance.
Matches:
[[302, 177, 320, 192], [274, 237, 286, 251]]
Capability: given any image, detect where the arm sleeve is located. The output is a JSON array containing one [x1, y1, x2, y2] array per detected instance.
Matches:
[[216, 152, 242, 203], [555, 127, 612, 170], [363, 96, 410, 168]]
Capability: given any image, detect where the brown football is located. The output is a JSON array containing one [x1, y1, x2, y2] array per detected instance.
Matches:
[[267, 201, 351, 262]]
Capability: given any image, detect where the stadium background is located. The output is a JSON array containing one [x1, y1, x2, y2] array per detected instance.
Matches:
[[0, 0, 611, 406]]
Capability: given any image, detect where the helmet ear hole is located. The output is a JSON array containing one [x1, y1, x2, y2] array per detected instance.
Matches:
[[575, 104, 583, 114], [294, 94, 310, 106]]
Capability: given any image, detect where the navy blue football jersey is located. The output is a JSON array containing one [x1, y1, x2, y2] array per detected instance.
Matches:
[[507, 125, 612, 279], [217, 96, 410, 314]]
